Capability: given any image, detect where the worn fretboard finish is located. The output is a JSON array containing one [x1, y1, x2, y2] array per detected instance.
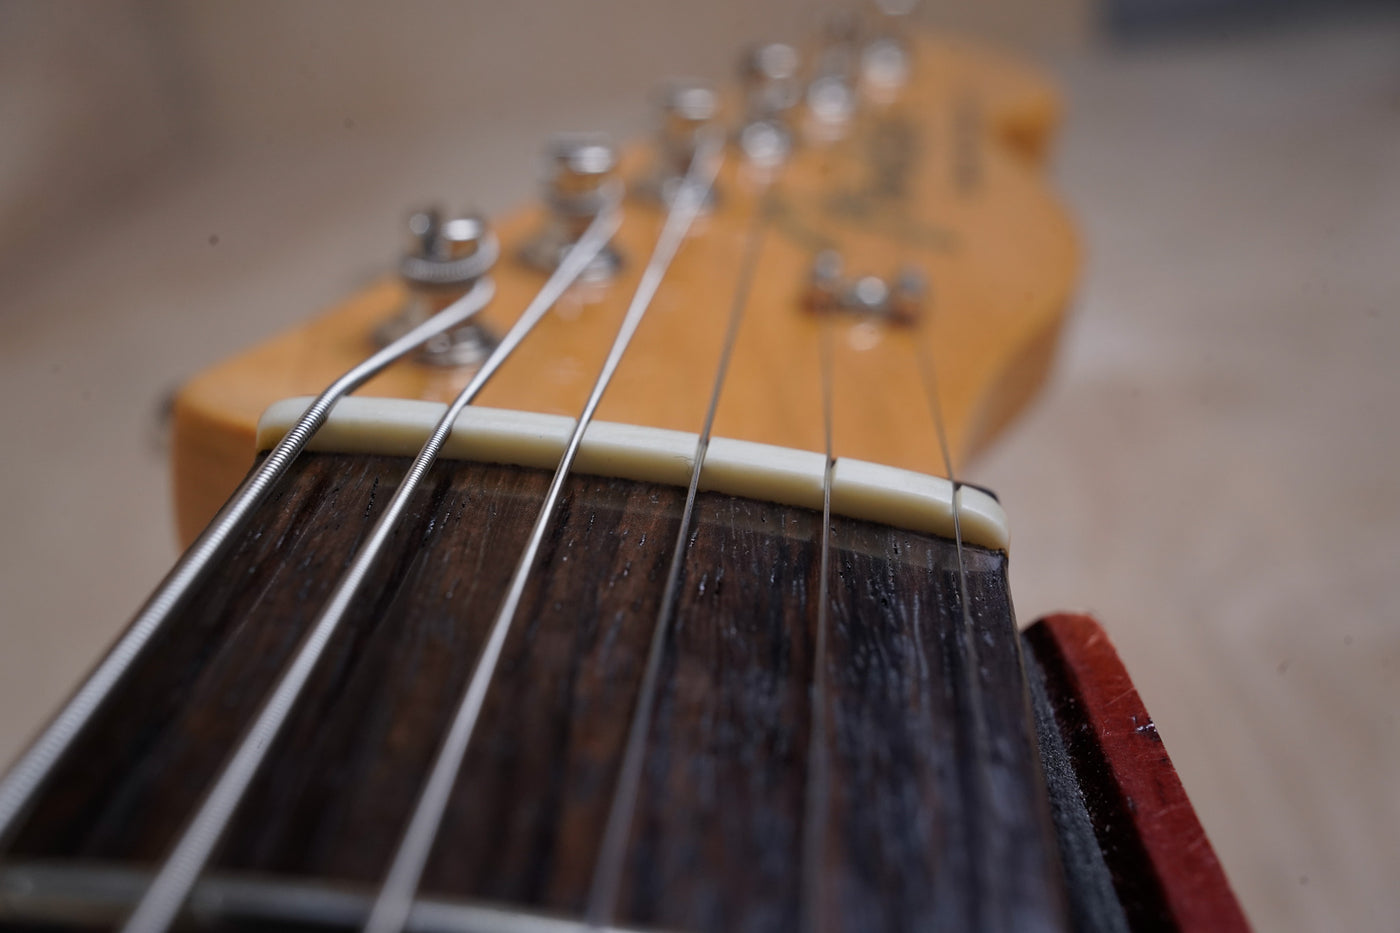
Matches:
[[2, 453, 1068, 932]]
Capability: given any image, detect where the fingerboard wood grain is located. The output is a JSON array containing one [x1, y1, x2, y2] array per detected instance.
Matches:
[[4, 453, 1068, 932]]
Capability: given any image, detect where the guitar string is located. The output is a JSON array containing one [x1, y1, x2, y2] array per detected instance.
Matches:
[[799, 314, 837, 933], [0, 274, 497, 848], [940, 93, 999, 922], [913, 331, 994, 922], [360, 134, 724, 933], [584, 181, 773, 927], [116, 208, 622, 933]]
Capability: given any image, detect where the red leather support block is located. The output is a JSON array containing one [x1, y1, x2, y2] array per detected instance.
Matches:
[[1024, 612, 1250, 933]]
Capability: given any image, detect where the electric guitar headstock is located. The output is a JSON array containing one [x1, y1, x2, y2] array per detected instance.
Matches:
[[170, 22, 1077, 543]]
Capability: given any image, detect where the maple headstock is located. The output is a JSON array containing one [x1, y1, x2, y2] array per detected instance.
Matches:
[[171, 29, 1077, 544]]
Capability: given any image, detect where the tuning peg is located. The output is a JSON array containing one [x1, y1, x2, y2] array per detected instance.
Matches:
[[860, 37, 911, 103], [738, 42, 800, 167], [376, 207, 500, 367], [643, 79, 720, 207], [804, 14, 864, 142], [520, 133, 624, 281], [399, 211, 495, 281], [859, 0, 916, 104], [741, 42, 801, 121]]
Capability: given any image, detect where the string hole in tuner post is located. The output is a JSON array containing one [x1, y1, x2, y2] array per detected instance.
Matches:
[[375, 207, 501, 368], [519, 133, 625, 288]]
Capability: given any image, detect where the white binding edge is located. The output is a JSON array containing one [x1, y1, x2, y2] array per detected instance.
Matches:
[[255, 396, 1009, 551]]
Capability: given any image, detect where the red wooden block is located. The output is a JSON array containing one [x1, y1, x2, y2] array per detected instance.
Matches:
[[1025, 612, 1251, 932]]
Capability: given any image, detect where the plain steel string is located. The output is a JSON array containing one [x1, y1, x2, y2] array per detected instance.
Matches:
[[117, 208, 621, 933], [929, 93, 999, 922], [0, 274, 498, 847], [913, 329, 996, 924], [361, 135, 723, 933], [585, 183, 772, 927], [799, 316, 838, 933]]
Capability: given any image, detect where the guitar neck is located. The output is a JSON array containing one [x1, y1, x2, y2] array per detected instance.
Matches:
[[7, 453, 1063, 931]]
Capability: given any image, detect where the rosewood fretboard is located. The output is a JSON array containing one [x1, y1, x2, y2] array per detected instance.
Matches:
[[2, 453, 1076, 932]]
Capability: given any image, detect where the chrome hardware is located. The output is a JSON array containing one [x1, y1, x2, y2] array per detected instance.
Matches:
[[889, 265, 927, 321], [805, 73, 857, 139], [741, 42, 801, 120], [520, 133, 624, 282], [738, 119, 792, 170], [804, 250, 923, 325], [863, 0, 916, 103], [738, 42, 800, 167], [644, 80, 721, 207], [804, 15, 862, 142], [375, 208, 500, 368], [860, 37, 911, 103]]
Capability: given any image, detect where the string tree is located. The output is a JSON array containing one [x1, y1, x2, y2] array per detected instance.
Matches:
[[806, 249, 846, 313], [803, 250, 924, 327], [375, 207, 500, 367], [520, 133, 624, 283], [889, 264, 927, 325]]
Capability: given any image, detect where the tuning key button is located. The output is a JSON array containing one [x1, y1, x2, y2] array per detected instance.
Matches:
[[520, 133, 624, 282], [377, 208, 501, 367]]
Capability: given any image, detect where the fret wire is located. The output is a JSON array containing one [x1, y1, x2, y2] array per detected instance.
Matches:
[[116, 209, 622, 933], [799, 316, 837, 933], [362, 134, 724, 933], [0, 275, 496, 849], [585, 184, 772, 927]]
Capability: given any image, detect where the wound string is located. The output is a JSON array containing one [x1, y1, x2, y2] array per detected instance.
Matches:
[[117, 209, 621, 933], [360, 134, 723, 933], [0, 275, 497, 849]]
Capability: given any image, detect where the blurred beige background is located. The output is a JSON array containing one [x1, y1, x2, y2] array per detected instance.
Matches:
[[1, 2, 1396, 931]]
